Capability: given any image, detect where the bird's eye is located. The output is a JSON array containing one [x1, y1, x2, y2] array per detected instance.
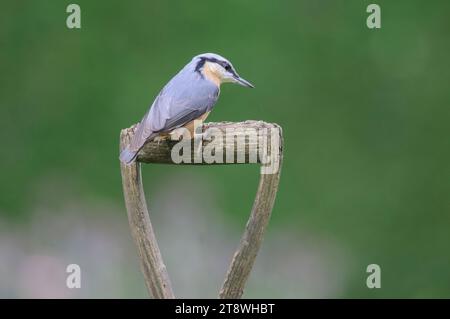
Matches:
[[224, 64, 231, 71]]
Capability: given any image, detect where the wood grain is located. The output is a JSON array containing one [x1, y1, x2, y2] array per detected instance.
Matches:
[[119, 121, 283, 298]]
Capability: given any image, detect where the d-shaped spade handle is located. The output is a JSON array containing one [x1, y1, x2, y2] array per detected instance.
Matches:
[[120, 121, 283, 299]]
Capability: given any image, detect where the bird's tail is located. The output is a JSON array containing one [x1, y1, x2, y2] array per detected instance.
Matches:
[[119, 147, 138, 164]]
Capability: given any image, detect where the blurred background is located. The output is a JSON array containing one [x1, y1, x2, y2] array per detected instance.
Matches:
[[0, 0, 449, 298]]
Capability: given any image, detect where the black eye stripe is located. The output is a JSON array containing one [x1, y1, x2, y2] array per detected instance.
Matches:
[[220, 62, 235, 75], [195, 56, 236, 76], [195, 58, 206, 73]]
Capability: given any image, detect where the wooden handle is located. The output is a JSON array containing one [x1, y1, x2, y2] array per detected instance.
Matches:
[[120, 120, 283, 298]]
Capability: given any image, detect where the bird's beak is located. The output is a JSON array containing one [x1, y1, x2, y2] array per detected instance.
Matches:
[[233, 75, 254, 88]]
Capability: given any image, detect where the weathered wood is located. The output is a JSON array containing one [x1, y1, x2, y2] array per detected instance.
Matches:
[[219, 125, 283, 299], [120, 130, 175, 299], [121, 120, 278, 165], [119, 120, 283, 299]]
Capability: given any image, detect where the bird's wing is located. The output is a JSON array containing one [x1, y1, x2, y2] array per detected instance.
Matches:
[[129, 74, 219, 153], [162, 106, 205, 130]]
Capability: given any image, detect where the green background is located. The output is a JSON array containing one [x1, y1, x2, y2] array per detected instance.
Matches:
[[1, 0, 449, 298]]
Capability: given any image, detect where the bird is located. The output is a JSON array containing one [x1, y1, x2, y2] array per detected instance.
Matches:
[[119, 53, 254, 164]]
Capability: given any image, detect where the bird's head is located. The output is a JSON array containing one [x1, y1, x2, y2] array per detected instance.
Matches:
[[192, 53, 254, 88]]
